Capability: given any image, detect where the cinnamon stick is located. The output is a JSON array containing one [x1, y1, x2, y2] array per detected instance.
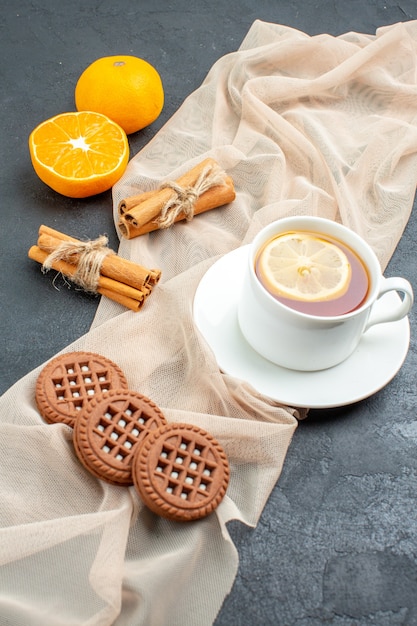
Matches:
[[28, 245, 146, 312], [118, 182, 235, 238], [97, 287, 145, 312], [118, 189, 157, 216], [118, 160, 216, 223], [38, 225, 161, 288], [117, 158, 236, 239]]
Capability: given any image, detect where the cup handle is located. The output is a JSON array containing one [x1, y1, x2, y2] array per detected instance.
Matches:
[[364, 277, 414, 332]]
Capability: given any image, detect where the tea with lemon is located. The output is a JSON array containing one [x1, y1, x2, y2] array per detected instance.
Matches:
[[255, 231, 369, 316]]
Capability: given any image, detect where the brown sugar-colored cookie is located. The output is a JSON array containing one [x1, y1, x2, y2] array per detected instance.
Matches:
[[73, 389, 167, 486], [132, 422, 230, 522], [36, 351, 128, 427]]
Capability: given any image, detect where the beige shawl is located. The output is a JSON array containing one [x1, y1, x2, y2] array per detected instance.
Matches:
[[1, 20, 417, 625]]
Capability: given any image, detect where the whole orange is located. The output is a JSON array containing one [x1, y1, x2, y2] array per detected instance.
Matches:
[[75, 55, 164, 134]]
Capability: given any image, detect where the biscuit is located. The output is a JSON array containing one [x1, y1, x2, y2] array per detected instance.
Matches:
[[36, 351, 128, 427], [35, 351, 128, 427], [73, 389, 167, 485], [132, 422, 230, 522]]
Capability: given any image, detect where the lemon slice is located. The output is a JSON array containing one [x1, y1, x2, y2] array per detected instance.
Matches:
[[257, 232, 351, 301]]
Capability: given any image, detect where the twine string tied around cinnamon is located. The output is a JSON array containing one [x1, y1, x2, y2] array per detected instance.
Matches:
[[41, 235, 114, 293], [157, 163, 227, 228]]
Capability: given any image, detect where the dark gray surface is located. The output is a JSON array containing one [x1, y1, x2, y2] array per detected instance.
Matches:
[[1, 2, 416, 625]]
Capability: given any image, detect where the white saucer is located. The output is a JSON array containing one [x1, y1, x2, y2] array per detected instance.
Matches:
[[193, 246, 411, 409]]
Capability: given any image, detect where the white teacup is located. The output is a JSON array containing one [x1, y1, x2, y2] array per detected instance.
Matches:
[[237, 216, 414, 371]]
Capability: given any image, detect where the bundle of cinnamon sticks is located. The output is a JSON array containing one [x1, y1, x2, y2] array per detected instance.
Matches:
[[28, 225, 161, 312], [118, 157, 236, 239]]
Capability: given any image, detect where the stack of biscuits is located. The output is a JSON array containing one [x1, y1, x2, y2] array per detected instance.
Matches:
[[35, 351, 230, 522]]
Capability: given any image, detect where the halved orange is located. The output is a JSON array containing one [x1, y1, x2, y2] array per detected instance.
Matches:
[[29, 111, 129, 198], [257, 232, 352, 301]]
